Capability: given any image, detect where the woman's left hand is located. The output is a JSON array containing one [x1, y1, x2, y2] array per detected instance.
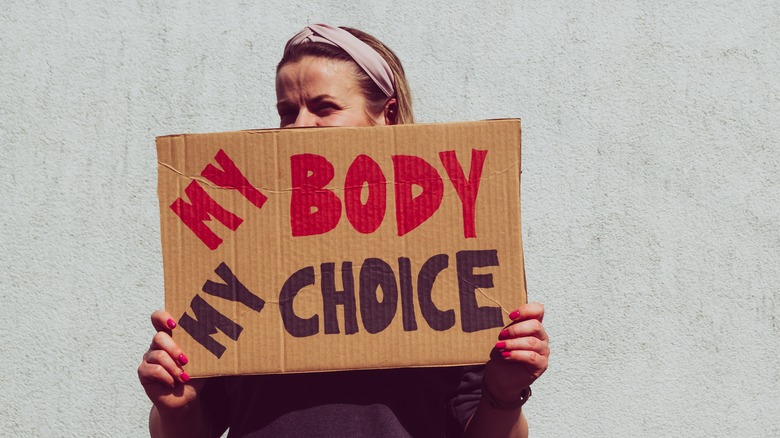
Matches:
[[483, 302, 549, 402]]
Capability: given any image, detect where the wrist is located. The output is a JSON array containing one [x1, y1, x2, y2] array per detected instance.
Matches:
[[151, 402, 208, 438], [153, 398, 201, 420], [481, 378, 532, 410]]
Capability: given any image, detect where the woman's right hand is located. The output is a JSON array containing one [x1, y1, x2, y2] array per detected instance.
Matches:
[[138, 310, 204, 414]]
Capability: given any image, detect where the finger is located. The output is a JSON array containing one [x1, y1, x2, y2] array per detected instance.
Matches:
[[144, 348, 185, 379], [507, 302, 544, 323], [138, 362, 176, 388], [139, 351, 180, 387], [151, 309, 178, 333], [150, 331, 189, 367], [499, 318, 548, 341], [496, 336, 550, 356], [499, 349, 549, 375]]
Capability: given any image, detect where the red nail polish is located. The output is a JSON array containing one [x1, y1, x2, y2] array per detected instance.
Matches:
[[509, 310, 520, 320], [181, 372, 190, 382], [501, 351, 512, 358], [178, 353, 188, 365], [167, 319, 177, 330], [495, 341, 506, 349], [499, 329, 509, 340]]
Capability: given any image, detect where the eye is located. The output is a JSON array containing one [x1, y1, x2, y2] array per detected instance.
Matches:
[[313, 101, 340, 117], [277, 106, 298, 127]]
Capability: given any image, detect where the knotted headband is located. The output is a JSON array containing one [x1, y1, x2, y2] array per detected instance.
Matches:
[[284, 24, 395, 97]]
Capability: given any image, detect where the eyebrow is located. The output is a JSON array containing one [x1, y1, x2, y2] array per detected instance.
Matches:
[[276, 94, 339, 111], [276, 100, 294, 112], [309, 94, 337, 104]]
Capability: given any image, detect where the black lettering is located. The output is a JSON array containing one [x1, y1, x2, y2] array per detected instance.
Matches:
[[279, 266, 319, 337], [397, 257, 418, 331], [456, 249, 503, 332], [178, 295, 242, 358], [359, 258, 398, 334], [321, 262, 359, 335], [202, 262, 265, 312], [417, 254, 455, 331]]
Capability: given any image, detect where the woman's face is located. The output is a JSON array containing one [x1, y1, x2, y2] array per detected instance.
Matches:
[[276, 56, 385, 128]]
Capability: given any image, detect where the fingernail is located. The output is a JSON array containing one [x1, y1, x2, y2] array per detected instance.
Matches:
[[501, 351, 512, 358], [178, 353, 189, 366], [499, 329, 509, 340], [495, 341, 506, 349], [167, 319, 177, 330], [181, 372, 190, 382], [509, 310, 520, 320]]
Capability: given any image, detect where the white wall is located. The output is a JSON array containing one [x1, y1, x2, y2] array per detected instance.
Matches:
[[1, 1, 778, 436]]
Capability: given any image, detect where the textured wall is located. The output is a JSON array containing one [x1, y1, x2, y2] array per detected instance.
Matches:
[[1, 1, 778, 436]]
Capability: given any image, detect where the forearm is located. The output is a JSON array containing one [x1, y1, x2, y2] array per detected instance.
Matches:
[[463, 401, 528, 438], [466, 302, 548, 437], [149, 401, 211, 438]]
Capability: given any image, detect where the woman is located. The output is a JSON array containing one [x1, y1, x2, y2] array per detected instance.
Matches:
[[139, 24, 549, 438]]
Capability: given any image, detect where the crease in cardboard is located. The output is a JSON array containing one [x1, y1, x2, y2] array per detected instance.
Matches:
[[230, 135, 247, 376], [272, 131, 287, 374], [459, 276, 511, 314], [157, 161, 521, 193]]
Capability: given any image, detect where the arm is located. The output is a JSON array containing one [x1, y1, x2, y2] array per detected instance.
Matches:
[[464, 404, 528, 438], [149, 397, 210, 438], [138, 310, 216, 438], [463, 303, 549, 438]]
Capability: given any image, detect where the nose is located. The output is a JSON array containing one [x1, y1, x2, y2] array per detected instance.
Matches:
[[293, 109, 318, 127]]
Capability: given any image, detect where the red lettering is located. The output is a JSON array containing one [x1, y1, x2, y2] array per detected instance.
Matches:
[[345, 154, 386, 234], [201, 149, 268, 209], [290, 154, 342, 236], [170, 181, 243, 250], [392, 155, 443, 236], [439, 149, 487, 238]]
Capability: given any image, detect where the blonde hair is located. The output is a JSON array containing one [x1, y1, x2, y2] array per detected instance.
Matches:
[[278, 26, 414, 125]]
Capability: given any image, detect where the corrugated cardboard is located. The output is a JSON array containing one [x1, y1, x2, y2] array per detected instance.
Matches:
[[156, 119, 525, 377]]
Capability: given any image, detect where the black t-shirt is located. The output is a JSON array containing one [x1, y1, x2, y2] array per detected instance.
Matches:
[[201, 365, 484, 437]]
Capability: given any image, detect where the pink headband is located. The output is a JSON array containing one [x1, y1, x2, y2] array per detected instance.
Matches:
[[284, 24, 395, 97]]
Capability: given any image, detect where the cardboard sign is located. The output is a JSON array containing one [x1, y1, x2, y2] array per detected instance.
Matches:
[[156, 119, 526, 377]]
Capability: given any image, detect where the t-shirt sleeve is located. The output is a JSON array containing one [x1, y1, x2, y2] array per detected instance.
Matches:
[[447, 365, 484, 435]]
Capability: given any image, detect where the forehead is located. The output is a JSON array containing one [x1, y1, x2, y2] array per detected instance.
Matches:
[[276, 56, 361, 98]]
